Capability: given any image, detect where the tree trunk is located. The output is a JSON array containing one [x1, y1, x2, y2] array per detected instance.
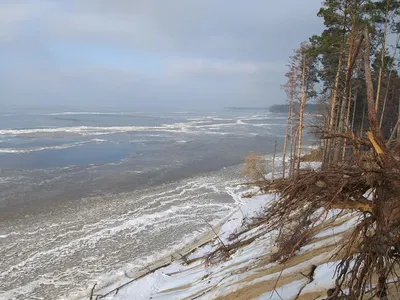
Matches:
[[282, 119, 289, 179], [326, 54, 343, 165], [363, 28, 390, 165], [380, 33, 399, 129], [334, 12, 357, 162], [272, 140, 277, 180], [359, 102, 366, 137], [364, 29, 382, 141], [351, 84, 360, 131], [282, 75, 295, 179], [291, 125, 299, 176], [375, 0, 390, 112], [296, 54, 307, 170], [342, 83, 353, 161]]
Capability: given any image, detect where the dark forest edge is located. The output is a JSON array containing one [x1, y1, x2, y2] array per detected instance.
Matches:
[[268, 103, 324, 113]]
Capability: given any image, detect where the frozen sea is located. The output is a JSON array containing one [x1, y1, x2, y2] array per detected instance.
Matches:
[[0, 106, 303, 299]]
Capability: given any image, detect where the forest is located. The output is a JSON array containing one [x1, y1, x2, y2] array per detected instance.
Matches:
[[264, 1, 400, 299]]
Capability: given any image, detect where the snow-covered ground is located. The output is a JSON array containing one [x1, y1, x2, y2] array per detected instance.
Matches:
[[88, 175, 358, 300], [97, 194, 278, 300]]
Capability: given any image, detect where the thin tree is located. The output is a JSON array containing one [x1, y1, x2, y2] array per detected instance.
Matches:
[[297, 50, 307, 170], [375, 0, 390, 111], [282, 62, 296, 178], [272, 140, 277, 180], [380, 33, 400, 128], [295, 43, 316, 170]]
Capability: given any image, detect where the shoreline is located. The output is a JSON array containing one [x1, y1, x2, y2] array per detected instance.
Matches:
[[80, 149, 318, 299], [86, 149, 319, 300], [81, 181, 257, 300], [0, 143, 316, 300], [93, 221, 224, 298], [70, 190, 246, 300], [92, 162, 361, 300], [93, 193, 278, 300]]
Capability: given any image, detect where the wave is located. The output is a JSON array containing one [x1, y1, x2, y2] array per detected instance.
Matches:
[[0, 115, 278, 139], [250, 123, 286, 127], [211, 117, 233, 121], [0, 126, 159, 136], [46, 112, 136, 116], [0, 139, 106, 154], [0, 122, 238, 137], [243, 116, 287, 121]]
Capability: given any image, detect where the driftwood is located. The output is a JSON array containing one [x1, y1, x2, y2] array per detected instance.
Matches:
[[89, 283, 97, 300], [94, 262, 172, 299]]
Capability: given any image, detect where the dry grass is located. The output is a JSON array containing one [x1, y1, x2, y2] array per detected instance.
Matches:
[[301, 147, 323, 162], [270, 213, 312, 263], [241, 152, 270, 182]]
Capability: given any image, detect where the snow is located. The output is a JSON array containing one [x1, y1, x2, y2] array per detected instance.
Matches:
[[299, 236, 341, 253], [256, 279, 308, 300], [301, 261, 339, 294], [218, 193, 275, 243], [100, 193, 276, 300], [185, 193, 275, 262], [314, 216, 359, 239], [99, 194, 348, 300], [186, 244, 214, 260], [300, 161, 322, 170], [93, 160, 357, 300], [103, 263, 184, 300]]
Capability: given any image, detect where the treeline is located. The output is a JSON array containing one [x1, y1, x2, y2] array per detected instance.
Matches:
[[268, 103, 324, 113], [281, 0, 400, 173]]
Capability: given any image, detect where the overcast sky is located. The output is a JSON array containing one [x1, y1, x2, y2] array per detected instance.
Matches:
[[0, 1, 323, 110]]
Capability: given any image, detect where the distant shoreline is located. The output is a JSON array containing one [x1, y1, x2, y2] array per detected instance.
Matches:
[[224, 106, 270, 110]]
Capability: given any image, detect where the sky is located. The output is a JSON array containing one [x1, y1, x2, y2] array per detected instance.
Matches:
[[0, 0, 324, 110]]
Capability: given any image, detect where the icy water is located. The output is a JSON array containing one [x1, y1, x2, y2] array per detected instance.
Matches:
[[0, 107, 295, 299]]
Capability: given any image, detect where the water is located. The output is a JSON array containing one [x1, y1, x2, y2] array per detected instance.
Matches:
[[0, 107, 288, 299]]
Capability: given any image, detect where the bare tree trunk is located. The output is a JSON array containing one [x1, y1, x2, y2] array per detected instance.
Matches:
[[359, 102, 366, 137], [327, 54, 343, 165], [375, 0, 390, 112], [388, 118, 400, 145], [282, 76, 295, 179], [380, 33, 399, 129], [296, 55, 307, 170], [322, 115, 330, 168], [389, 88, 400, 145], [289, 102, 296, 178], [346, 59, 362, 158], [351, 84, 360, 131], [364, 28, 389, 164], [282, 119, 289, 179], [272, 140, 277, 180], [397, 90, 400, 140], [335, 12, 357, 163], [342, 83, 353, 161], [291, 125, 299, 176], [364, 29, 381, 139]]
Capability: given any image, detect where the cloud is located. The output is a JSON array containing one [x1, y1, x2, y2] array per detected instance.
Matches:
[[37, 0, 322, 59], [167, 59, 284, 76], [0, 0, 324, 109]]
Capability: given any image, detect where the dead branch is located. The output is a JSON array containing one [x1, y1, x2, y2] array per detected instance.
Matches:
[[295, 265, 317, 300], [89, 283, 97, 300], [203, 220, 227, 250]]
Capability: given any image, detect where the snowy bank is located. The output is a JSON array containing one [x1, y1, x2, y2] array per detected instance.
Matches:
[[88, 183, 358, 300]]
